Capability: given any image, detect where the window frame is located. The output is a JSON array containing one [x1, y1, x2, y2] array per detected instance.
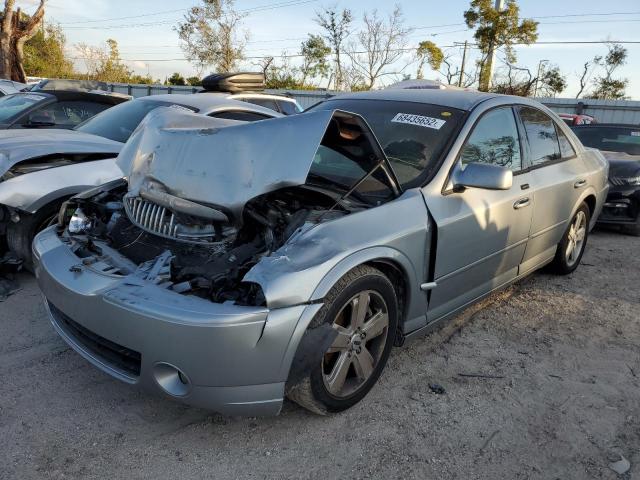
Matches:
[[515, 105, 578, 172], [442, 104, 526, 195]]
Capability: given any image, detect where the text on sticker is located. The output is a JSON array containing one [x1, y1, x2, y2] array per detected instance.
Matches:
[[391, 113, 446, 130]]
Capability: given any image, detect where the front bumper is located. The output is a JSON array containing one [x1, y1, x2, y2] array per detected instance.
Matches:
[[33, 226, 321, 416], [597, 184, 640, 226]]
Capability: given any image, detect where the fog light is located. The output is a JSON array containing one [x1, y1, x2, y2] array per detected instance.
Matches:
[[153, 362, 191, 397]]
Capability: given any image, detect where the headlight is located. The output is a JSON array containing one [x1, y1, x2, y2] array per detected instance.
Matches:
[[625, 175, 640, 186], [68, 208, 92, 234]]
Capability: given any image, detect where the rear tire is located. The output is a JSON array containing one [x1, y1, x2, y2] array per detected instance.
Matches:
[[6, 203, 60, 272], [550, 202, 590, 275], [286, 265, 398, 414]]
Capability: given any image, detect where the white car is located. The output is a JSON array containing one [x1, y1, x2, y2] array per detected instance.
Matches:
[[0, 93, 281, 269]]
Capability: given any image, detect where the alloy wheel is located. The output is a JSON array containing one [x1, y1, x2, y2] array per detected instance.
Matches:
[[322, 290, 389, 398], [565, 210, 587, 267]]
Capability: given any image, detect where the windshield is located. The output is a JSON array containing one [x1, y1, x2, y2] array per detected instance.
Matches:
[[573, 126, 640, 155], [75, 100, 198, 143], [0, 93, 48, 122], [308, 99, 464, 188]]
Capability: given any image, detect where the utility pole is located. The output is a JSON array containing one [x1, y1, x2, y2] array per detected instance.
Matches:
[[483, 0, 504, 91], [458, 40, 468, 87]]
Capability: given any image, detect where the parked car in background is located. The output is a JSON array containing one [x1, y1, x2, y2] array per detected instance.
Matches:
[[34, 89, 607, 416], [199, 72, 303, 115], [572, 123, 640, 235], [0, 80, 27, 96], [559, 113, 596, 126], [0, 90, 128, 130], [29, 78, 110, 92], [0, 94, 280, 269]]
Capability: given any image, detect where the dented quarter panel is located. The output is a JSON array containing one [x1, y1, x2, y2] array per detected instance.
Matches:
[[244, 189, 431, 333], [0, 158, 122, 212]]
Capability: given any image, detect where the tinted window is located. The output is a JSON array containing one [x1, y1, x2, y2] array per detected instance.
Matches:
[[76, 100, 197, 143], [242, 97, 279, 112], [460, 107, 521, 171], [34, 100, 110, 127], [210, 110, 271, 121], [308, 99, 464, 188], [0, 93, 47, 122], [518, 107, 561, 166], [556, 127, 576, 158], [572, 126, 640, 155], [277, 100, 302, 115]]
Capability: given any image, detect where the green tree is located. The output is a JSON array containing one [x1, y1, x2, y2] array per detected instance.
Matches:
[[589, 43, 628, 99], [186, 76, 201, 86], [491, 63, 565, 97], [175, 0, 247, 75], [24, 23, 75, 78], [464, 0, 538, 91], [416, 41, 443, 79], [166, 72, 186, 85], [299, 34, 331, 86], [76, 39, 133, 82], [128, 74, 154, 84]]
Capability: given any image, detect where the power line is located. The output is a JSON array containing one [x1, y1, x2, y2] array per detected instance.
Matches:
[[69, 39, 640, 63], [62, 0, 319, 28]]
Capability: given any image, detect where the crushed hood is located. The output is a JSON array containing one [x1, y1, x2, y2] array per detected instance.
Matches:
[[0, 129, 123, 175], [117, 106, 397, 223]]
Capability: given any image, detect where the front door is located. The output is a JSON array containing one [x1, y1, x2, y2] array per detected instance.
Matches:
[[425, 106, 534, 321]]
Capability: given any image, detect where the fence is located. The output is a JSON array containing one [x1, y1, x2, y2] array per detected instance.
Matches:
[[106, 83, 640, 123]]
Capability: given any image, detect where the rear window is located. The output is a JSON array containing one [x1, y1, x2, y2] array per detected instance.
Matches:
[[308, 99, 464, 189], [0, 93, 47, 122], [573, 126, 640, 155], [518, 106, 561, 166]]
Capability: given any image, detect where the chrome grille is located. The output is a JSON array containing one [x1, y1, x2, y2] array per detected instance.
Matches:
[[125, 196, 178, 237], [609, 177, 627, 186]]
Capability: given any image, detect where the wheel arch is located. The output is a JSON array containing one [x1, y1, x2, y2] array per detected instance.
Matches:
[[309, 246, 426, 334]]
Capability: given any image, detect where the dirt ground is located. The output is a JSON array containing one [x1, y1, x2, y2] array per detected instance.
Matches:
[[1, 229, 638, 480]]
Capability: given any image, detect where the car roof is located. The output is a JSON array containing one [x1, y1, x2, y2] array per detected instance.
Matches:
[[328, 89, 503, 112], [14, 90, 129, 105], [137, 93, 280, 116]]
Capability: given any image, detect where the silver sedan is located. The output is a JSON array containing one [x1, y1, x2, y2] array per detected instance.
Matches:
[[34, 89, 608, 415]]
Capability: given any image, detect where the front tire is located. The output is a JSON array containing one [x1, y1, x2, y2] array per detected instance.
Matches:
[[550, 202, 590, 275], [6, 202, 60, 272], [286, 265, 398, 414]]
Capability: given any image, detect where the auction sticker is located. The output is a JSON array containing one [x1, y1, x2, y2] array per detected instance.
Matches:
[[391, 112, 446, 130]]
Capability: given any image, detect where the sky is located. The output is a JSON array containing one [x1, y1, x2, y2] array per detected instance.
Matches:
[[19, 0, 640, 98]]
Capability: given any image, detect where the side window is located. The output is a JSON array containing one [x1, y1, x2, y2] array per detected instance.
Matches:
[[460, 107, 522, 171], [241, 97, 280, 113], [35, 101, 110, 127], [209, 110, 271, 122], [556, 126, 576, 158], [518, 106, 561, 166], [277, 100, 301, 115]]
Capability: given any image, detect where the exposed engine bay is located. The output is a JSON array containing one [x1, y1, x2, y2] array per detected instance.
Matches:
[[59, 181, 360, 306], [55, 108, 400, 307]]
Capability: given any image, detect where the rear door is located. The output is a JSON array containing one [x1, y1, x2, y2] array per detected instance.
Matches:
[[516, 106, 585, 273], [425, 106, 535, 320]]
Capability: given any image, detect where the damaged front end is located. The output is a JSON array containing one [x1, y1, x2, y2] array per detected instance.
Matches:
[[55, 107, 400, 308]]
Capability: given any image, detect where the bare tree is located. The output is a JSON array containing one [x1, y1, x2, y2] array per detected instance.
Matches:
[[347, 5, 411, 89], [575, 61, 592, 99], [315, 6, 352, 90], [0, 0, 46, 81]]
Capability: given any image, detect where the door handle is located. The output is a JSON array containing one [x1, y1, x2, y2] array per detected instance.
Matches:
[[574, 179, 587, 188], [513, 197, 530, 209]]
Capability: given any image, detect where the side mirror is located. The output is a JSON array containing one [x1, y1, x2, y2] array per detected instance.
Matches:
[[25, 112, 55, 127], [452, 162, 513, 191]]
